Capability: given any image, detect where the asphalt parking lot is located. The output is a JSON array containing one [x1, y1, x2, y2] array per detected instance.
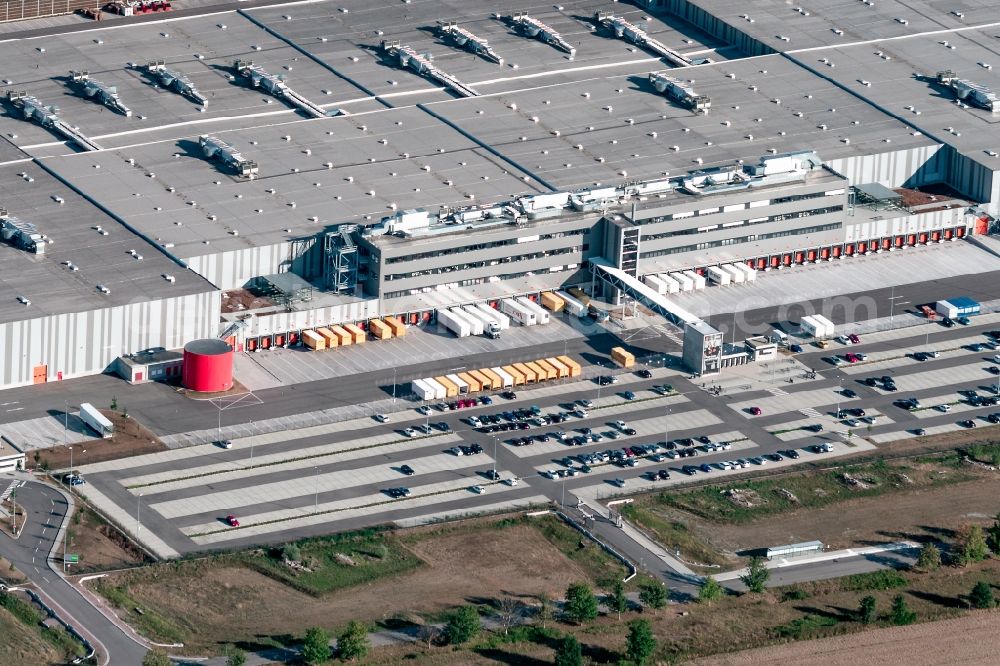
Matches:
[[68, 313, 1000, 557]]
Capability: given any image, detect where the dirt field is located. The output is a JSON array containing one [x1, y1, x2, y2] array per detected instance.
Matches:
[[35, 411, 165, 470], [0, 607, 61, 666], [94, 523, 590, 654], [691, 609, 1000, 666], [66, 505, 150, 573]]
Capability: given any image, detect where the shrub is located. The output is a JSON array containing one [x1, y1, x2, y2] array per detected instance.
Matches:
[[970, 581, 995, 609], [563, 583, 599, 624], [842, 569, 907, 591], [740, 556, 769, 594], [444, 606, 480, 645], [890, 595, 917, 625], [857, 596, 877, 624]]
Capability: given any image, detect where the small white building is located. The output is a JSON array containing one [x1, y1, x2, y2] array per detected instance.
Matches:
[[0, 437, 26, 473]]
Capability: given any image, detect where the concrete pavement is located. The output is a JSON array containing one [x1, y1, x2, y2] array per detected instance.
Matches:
[[0, 475, 149, 666]]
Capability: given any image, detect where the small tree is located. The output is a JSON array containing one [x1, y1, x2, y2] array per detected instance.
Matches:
[[337, 621, 370, 661], [417, 624, 441, 648], [915, 543, 941, 571], [142, 651, 171, 666], [564, 583, 599, 624], [857, 596, 877, 624], [609, 580, 629, 619], [740, 556, 770, 594], [624, 619, 657, 666], [444, 606, 480, 645], [494, 597, 522, 635], [956, 525, 990, 566], [536, 593, 554, 629], [224, 645, 247, 666], [890, 595, 917, 626], [301, 627, 331, 664], [639, 581, 668, 613], [698, 576, 724, 605], [970, 581, 995, 609], [110, 396, 118, 411], [554, 634, 583, 666], [986, 513, 1000, 555]]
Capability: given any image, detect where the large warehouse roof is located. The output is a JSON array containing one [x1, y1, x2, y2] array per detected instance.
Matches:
[[0, 162, 214, 324], [43, 105, 546, 258]]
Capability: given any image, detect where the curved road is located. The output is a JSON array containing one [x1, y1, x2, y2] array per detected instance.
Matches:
[[0, 476, 148, 666]]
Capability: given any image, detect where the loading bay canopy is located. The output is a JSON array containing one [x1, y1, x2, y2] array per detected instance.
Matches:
[[589, 258, 699, 327]]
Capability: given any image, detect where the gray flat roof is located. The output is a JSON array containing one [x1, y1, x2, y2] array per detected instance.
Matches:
[[678, 0, 1000, 51], [790, 32, 1000, 169], [427, 53, 936, 192], [0, 162, 215, 324], [43, 104, 546, 258]]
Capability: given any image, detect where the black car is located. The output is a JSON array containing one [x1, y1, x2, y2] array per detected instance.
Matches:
[[885, 383, 898, 392], [623, 391, 636, 401], [804, 424, 824, 432], [636, 369, 652, 379], [399, 464, 415, 476], [913, 352, 928, 362], [469, 444, 484, 454], [942, 317, 955, 327], [790, 344, 803, 353], [842, 389, 858, 398], [485, 469, 501, 481], [961, 420, 977, 428], [623, 427, 637, 436], [988, 366, 1000, 375], [386, 487, 412, 498], [501, 391, 517, 400], [865, 377, 879, 387], [784, 449, 801, 459], [849, 408, 865, 417], [913, 428, 927, 436], [597, 376, 615, 386], [697, 435, 711, 444], [681, 465, 698, 476]]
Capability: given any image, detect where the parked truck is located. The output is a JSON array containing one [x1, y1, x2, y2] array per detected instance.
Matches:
[[812, 314, 836, 338], [800, 315, 825, 339], [80, 402, 113, 439], [683, 270, 706, 290], [437, 309, 472, 337], [556, 290, 587, 317], [670, 272, 693, 291], [656, 274, 681, 294], [516, 297, 550, 324], [501, 298, 537, 325], [705, 265, 730, 286]]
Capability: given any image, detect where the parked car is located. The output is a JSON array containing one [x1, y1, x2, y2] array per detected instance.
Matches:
[[942, 317, 955, 327], [848, 334, 861, 344], [958, 316, 971, 326], [225, 514, 240, 527], [374, 414, 389, 423], [790, 344, 803, 353], [622, 391, 636, 401], [749, 406, 762, 416], [636, 369, 652, 378], [399, 464, 415, 476], [470, 485, 486, 494]]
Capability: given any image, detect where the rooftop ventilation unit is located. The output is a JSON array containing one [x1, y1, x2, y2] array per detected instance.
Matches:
[[437, 21, 503, 64], [3, 90, 102, 151], [506, 12, 575, 58], [648, 72, 710, 113], [594, 12, 691, 67], [0, 208, 45, 254], [379, 41, 479, 97], [69, 71, 132, 117], [199, 135, 259, 178], [936, 70, 999, 113], [144, 60, 208, 106], [233, 60, 332, 118]]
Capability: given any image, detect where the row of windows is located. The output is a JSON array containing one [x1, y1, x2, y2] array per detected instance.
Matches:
[[383, 265, 579, 299], [640, 206, 843, 241], [384, 228, 589, 264], [384, 245, 587, 281], [636, 189, 834, 225], [639, 223, 842, 259]]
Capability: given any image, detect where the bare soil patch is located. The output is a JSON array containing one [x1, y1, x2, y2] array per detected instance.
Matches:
[[65, 505, 150, 573], [34, 411, 165, 470], [694, 474, 998, 555], [95, 523, 589, 654], [690, 609, 1000, 666], [221, 288, 275, 314]]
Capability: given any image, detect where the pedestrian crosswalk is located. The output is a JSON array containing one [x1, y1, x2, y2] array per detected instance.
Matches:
[[654, 325, 683, 345], [767, 387, 789, 396], [799, 407, 823, 418]]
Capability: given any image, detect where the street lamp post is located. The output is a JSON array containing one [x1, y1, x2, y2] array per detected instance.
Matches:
[[64, 400, 69, 448], [836, 380, 843, 420], [492, 436, 498, 475], [664, 408, 671, 446], [392, 367, 398, 404], [67, 447, 72, 485]]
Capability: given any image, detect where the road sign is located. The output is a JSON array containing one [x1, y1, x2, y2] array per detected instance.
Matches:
[[65, 554, 79, 563]]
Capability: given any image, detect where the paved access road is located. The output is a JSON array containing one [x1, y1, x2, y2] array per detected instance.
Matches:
[[0, 478, 148, 666]]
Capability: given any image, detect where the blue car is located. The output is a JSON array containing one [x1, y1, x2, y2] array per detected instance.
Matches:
[[790, 344, 803, 353], [481, 396, 493, 405]]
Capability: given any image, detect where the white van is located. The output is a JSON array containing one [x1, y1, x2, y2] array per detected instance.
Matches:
[[771, 329, 789, 345]]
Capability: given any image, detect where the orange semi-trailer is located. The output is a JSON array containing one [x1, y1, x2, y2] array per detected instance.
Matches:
[[330, 325, 352, 346], [369, 319, 393, 340], [468, 369, 493, 391], [502, 365, 525, 386], [316, 327, 339, 348], [434, 375, 459, 398], [385, 317, 406, 337], [512, 362, 536, 384], [344, 323, 366, 344], [533, 359, 558, 381], [457, 371, 481, 392], [557, 356, 582, 377], [480, 367, 504, 390], [544, 357, 569, 378], [301, 330, 326, 350]]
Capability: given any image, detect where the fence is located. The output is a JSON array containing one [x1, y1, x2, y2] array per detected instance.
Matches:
[[1, 0, 98, 22]]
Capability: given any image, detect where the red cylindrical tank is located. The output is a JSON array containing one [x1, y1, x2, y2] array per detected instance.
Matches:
[[182, 339, 234, 392]]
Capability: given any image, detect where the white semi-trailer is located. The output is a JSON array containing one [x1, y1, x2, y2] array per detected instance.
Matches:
[[437, 309, 471, 337], [80, 403, 113, 439]]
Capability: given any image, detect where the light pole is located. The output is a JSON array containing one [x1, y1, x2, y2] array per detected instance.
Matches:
[[392, 367, 398, 404], [64, 400, 69, 448], [492, 436, 498, 476], [664, 408, 671, 446], [136, 493, 142, 535], [67, 447, 72, 485], [836, 380, 843, 420]]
